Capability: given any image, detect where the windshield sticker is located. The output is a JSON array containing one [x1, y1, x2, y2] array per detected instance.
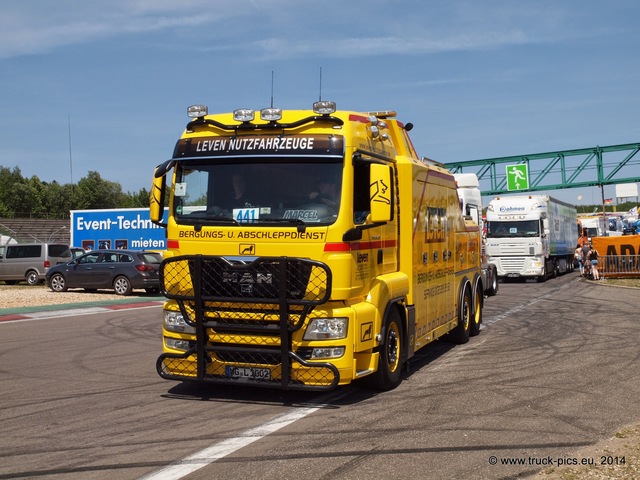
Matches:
[[234, 207, 260, 223], [174, 183, 187, 196], [283, 210, 320, 221]]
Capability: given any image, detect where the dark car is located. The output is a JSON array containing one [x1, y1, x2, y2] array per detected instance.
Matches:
[[46, 249, 162, 295]]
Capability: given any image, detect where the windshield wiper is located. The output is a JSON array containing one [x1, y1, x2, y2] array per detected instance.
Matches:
[[257, 217, 309, 232], [182, 216, 240, 228]]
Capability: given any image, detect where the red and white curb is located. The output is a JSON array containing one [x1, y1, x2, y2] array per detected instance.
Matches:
[[0, 300, 164, 323]]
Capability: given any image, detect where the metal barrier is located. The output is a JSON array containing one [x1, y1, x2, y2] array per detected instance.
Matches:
[[600, 255, 640, 278]]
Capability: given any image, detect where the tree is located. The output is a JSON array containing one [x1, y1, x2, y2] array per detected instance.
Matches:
[[0, 166, 26, 216], [126, 187, 152, 208], [74, 171, 126, 209], [0, 164, 155, 217], [41, 181, 75, 217]]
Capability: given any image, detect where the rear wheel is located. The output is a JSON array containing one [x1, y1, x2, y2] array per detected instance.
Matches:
[[25, 270, 40, 286], [113, 276, 132, 295], [362, 307, 404, 391], [470, 285, 483, 337], [49, 273, 68, 292], [450, 286, 471, 344]]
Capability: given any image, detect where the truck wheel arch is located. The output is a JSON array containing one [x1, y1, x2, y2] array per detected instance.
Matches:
[[361, 300, 407, 391], [470, 274, 483, 337]]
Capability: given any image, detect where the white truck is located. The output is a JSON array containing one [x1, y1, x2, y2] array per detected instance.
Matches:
[[578, 215, 608, 238], [485, 195, 577, 281], [454, 173, 499, 295]]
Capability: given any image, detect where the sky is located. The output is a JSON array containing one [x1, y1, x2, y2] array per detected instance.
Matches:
[[1, 0, 639, 209]]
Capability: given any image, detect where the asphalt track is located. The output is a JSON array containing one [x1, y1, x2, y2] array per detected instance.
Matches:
[[1, 274, 638, 480]]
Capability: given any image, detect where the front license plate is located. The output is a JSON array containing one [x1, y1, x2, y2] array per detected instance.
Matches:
[[506, 273, 520, 277], [225, 366, 271, 381]]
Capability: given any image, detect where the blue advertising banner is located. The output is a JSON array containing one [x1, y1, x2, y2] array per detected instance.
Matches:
[[70, 208, 168, 251]]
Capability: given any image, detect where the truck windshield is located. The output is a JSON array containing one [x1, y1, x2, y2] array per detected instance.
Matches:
[[486, 220, 540, 238], [172, 159, 342, 225]]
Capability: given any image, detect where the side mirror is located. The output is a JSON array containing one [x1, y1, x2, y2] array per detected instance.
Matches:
[[370, 163, 392, 223], [150, 168, 167, 227]]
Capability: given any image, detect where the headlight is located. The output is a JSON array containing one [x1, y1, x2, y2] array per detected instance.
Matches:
[[163, 311, 195, 334], [303, 317, 348, 340]]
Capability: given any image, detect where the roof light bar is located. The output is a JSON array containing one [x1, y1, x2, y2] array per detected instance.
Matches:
[[187, 105, 208, 118], [313, 101, 337, 114], [260, 107, 282, 121], [233, 108, 255, 122]]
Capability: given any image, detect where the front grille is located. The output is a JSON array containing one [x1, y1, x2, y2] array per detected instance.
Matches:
[[500, 257, 526, 272], [157, 255, 339, 390]]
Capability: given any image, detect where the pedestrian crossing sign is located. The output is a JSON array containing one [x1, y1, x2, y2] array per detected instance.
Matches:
[[506, 164, 529, 191]]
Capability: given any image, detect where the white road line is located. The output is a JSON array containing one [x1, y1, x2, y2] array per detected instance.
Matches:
[[138, 405, 322, 480]]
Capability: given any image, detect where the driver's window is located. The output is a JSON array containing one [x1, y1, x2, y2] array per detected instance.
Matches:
[[78, 253, 100, 264], [174, 167, 210, 216], [353, 161, 371, 224]]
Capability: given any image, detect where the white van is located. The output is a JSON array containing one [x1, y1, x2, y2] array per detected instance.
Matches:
[[0, 243, 71, 285]]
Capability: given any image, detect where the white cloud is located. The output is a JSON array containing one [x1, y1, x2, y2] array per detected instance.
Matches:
[[0, 0, 581, 61], [0, 1, 234, 59]]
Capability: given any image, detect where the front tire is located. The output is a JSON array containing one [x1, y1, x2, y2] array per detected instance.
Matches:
[[537, 264, 547, 283], [49, 273, 68, 292], [486, 266, 499, 296], [113, 276, 132, 295], [363, 307, 404, 391]]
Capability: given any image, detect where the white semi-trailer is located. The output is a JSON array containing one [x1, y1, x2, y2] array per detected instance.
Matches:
[[454, 174, 499, 295], [485, 195, 578, 281]]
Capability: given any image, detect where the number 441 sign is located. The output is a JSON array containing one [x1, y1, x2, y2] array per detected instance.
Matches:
[[506, 164, 529, 191]]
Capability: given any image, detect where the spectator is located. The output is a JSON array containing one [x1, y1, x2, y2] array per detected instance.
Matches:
[[574, 244, 584, 276], [581, 242, 592, 277], [588, 244, 600, 280]]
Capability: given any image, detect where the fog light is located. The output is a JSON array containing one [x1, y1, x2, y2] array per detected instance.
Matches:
[[260, 107, 282, 121], [234, 108, 255, 122], [165, 337, 191, 352], [311, 347, 345, 359], [187, 105, 208, 118], [313, 101, 336, 114]]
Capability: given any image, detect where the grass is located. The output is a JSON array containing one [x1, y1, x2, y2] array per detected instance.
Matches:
[[601, 277, 640, 288]]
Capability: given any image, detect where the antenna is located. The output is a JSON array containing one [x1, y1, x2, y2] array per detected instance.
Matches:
[[270, 70, 274, 108], [318, 67, 323, 101], [68, 114, 74, 184]]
